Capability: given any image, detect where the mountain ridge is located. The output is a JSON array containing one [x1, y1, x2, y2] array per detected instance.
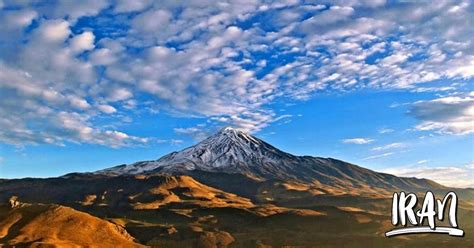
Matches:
[[97, 127, 445, 192]]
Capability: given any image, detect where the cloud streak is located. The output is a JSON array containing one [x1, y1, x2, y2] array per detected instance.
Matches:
[[342, 138, 374, 145], [409, 92, 474, 135], [371, 142, 405, 151], [363, 152, 393, 160], [382, 164, 474, 188]]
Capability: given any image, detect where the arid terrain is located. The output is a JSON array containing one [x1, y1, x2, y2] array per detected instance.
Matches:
[[0, 128, 472, 247]]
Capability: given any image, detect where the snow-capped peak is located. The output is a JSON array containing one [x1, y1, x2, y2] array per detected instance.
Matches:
[[211, 126, 262, 146], [95, 127, 444, 191], [221, 126, 238, 132], [97, 127, 294, 175]]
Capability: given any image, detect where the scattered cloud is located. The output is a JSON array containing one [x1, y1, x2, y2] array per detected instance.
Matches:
[[97, 104, 117, 114], [342, 138, 374, 144], [371, 142, 405, 151], [409, 92, 474, 135], [0, 63, 148, 148], [378, 128, 394, 134], [273, 114, 293, 122], [174, 127, 201, 135], [174, 126, 210, 141], [114, 0, 152, 13], [411, 86, 456, 93], [0, 1, 473, 146], [170, 139, 184, 145], [363, 152, 393, 160], [382, 164, 474, 188]]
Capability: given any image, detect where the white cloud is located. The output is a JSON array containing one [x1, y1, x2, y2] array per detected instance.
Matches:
[[0, 63, 146, 147], [363, 152, 393, 160], [342, 138, 374, 144], [371, 142, 405, 151], [69, 31, 95, 53], [131, 9, 172, 33], [68, 95, 90, 110], [409, 93, 474, 135], [171, 139, 183, 145], [90, 48, 117, 65], [174, 127, 201, 135], [380, 52, 409, 66], [300, 6, 354, 27], [411, 86, 456, 93], [174, 126, 210, 141], [273, 114, 293, 122], [107, 88, 133, 102], [378, 128, 394, 134], [97, 104, 117, 114], [35, 19, 71, 42], [114, 0, 151, 13], [47, 0, 110, 22], [382, 165, 474, 188], [1, 9, 37, 29], [0, 0, 473, 146]]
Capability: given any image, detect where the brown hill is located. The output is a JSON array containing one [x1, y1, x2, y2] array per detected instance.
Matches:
[[0, 174, 254, 211], [0, 199, 144, 247]]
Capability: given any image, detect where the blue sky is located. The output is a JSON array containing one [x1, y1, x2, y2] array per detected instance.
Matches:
[[0, 0, 473, 187]]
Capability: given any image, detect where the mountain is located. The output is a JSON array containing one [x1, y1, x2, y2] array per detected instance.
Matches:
[[1, 127, 473, 247], [97, 127, 295, 175], [97, 127, 444, 192]]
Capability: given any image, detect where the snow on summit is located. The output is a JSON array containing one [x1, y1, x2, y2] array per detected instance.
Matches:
[[97, 126, 294, 175], [96, 127, 444, 190]]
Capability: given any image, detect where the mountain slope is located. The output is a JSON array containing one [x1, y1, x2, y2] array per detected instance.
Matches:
[[0, 174, 254, 210], [0, 200, 144, 247], [97, 127, 445, 191]]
